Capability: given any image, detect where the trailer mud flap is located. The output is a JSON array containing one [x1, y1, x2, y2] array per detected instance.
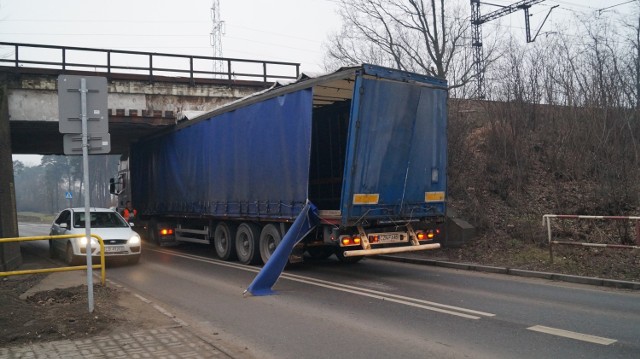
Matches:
[[246, 202, 319, 296]]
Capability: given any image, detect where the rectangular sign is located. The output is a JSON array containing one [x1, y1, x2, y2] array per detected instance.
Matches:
[[58, 75, 109, 134], [63, 133, 111, 155]]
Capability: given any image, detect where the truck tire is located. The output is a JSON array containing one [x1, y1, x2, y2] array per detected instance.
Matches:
[[214, 222, 237, 261], [259, 224, 282, 264], [235, 223, 261, 265]]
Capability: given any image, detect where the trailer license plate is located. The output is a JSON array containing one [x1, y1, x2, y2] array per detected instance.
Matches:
[[378, 233, 402, 243], [105, 245, 125, 253]]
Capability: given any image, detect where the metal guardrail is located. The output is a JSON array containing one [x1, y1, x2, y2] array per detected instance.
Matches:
[[0, 233, 106, 285], [0, 42, 300, 83], [542, 214, 640, 263]]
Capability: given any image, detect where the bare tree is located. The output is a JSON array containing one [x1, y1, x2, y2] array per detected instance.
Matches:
[[324, 0, 481, 91]]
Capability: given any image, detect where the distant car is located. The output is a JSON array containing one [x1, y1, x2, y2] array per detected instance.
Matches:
[[49, 207, 141, 265]]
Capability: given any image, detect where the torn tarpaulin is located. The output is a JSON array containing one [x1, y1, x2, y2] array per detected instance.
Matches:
[[246, 202, 319, 296]]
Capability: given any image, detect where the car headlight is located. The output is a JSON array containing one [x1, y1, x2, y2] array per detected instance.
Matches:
[[79, 237, 99, 248], [128, 234, 141, 245]]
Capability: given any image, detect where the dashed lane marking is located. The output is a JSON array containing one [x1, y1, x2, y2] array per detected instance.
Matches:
[[527, 325, 617, 345]]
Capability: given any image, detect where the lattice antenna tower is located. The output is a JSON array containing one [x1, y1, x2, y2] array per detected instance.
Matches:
[[471, 0, 556, 99], [210, 0, 225, 76]]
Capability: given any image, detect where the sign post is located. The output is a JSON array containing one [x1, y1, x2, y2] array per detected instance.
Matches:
[[58, 75, 109, 313]]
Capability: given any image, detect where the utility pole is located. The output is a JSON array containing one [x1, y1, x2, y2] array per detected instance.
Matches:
[[470, 0, 555, 99], [210, 0, 225, 78]]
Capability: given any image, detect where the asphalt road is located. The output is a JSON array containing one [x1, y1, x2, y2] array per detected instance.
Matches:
[[18, 223, 640, 359]]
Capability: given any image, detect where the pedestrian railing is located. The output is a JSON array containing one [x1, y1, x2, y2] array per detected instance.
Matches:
[[542, 214, 640, 263], [0, 234, 106, 285]]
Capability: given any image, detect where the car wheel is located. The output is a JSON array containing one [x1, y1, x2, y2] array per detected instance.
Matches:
[[65, 242, 80, 266]]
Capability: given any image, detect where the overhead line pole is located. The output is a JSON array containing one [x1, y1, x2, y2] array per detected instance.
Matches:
[[470, 0, 546, 99]]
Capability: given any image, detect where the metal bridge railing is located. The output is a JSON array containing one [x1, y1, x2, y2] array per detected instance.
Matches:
[[0, 42, 300, 84], [0, 233, 106, 285]]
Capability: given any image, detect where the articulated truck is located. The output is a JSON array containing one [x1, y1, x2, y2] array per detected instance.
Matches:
[[110, 64, 448, 265]]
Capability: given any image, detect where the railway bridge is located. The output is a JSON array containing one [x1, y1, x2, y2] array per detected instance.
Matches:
[[0, 42, 300, 270]]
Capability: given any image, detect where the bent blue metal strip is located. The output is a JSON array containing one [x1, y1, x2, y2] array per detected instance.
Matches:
[[246, 202, 319, 296]]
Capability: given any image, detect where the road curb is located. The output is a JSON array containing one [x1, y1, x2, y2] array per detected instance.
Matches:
[[377, 255, 640, 290]]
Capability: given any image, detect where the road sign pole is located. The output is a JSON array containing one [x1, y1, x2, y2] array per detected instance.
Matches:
[[58, 74, 108, 314], [80, 78, 95, 313]]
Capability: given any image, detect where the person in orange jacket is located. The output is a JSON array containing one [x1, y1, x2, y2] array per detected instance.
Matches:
[[122, 201, 137, 221]]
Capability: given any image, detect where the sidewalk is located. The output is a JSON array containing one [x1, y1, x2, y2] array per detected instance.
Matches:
[[1, 327, 230, 358], [1, 269, 243, 359]]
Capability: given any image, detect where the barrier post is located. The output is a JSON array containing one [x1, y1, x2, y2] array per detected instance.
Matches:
[[545, 216, 554, 264]]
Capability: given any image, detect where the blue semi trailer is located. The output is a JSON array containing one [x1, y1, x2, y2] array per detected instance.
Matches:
[[110, 64, 448, 264]]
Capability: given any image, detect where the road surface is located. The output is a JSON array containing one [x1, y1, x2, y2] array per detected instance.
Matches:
[[18, 223, 640, 358]]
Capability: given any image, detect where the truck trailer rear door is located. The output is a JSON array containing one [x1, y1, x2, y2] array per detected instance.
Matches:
[[340, 69, 447, 225]]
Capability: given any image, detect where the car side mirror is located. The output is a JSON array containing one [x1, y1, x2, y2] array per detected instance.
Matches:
[[129, 222, 135, 227], [59, 222, 68, 229], [109, 178, 116, 194]]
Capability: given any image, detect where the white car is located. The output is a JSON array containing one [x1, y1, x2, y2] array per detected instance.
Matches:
[[49, 207, 141, 265]]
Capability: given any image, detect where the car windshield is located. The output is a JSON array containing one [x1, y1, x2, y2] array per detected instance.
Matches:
[[73, 212, 128, 228]]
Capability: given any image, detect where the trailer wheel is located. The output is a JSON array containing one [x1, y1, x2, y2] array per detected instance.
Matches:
[[259, 224, 282, 264], [235, 223, 261, 265], [214, 222, 237, 261]]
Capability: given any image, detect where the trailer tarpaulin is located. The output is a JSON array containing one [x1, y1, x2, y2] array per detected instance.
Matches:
[[246, 201, 318, 296], [131, 89, 314, 220]]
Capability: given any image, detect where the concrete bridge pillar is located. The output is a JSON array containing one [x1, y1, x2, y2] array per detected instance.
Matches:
[[0, 82, 21, 271]]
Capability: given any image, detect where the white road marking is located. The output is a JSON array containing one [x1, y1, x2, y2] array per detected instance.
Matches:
[[283, 272, 495, 318], [149, 247, 492, 320], [527, 325, 617, 345]]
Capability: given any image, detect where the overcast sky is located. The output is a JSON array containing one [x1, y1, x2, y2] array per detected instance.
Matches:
[[0, 0, 340, 72], [3, 0, 636, 166]]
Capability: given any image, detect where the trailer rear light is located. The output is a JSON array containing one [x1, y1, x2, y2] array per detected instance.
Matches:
[[369, 235, 379, 243], [160, 228, 174, 236], [416, 230, 437, 241], [340, 235, 361, 246]]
